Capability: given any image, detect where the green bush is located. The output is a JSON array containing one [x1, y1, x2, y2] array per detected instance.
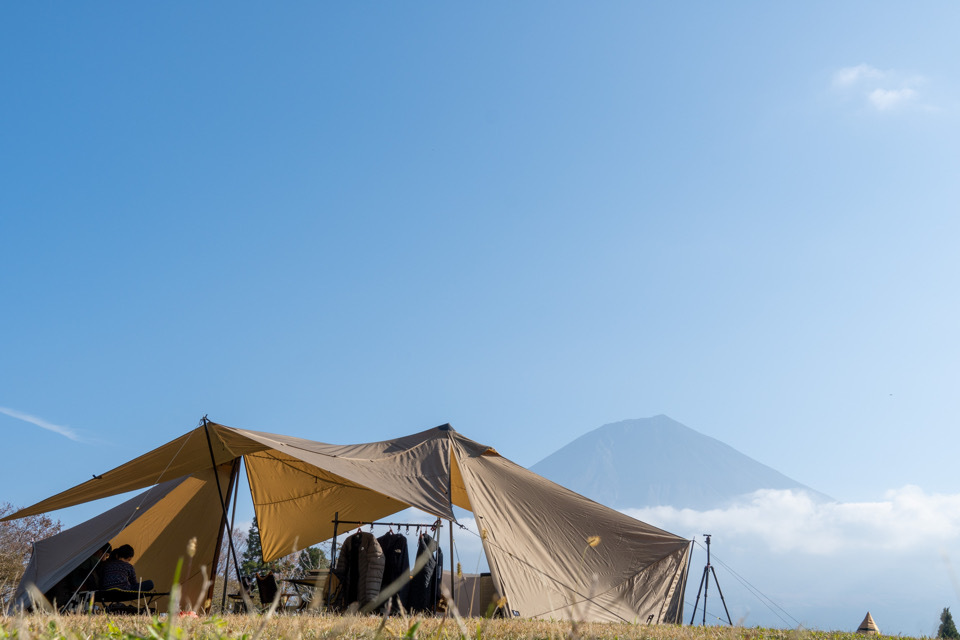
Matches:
[[939, 607, 960, 639]]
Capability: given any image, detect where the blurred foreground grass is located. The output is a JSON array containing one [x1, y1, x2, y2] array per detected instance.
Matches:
[[0, 614, 918, 640]]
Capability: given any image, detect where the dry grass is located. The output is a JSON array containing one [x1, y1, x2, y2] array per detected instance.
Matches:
[[0, 613, 919, 640], [0, 556, 914, 640]]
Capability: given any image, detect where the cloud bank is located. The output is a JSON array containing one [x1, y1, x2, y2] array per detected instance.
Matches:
[[626, 489, 960, 634], [624, 486, 960, 555], [0, 406, 81, 441]]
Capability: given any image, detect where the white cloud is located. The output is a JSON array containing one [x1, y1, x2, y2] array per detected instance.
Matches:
[[831, 64, 928, 112], [833, 64, 884, 87], [0, 406, 81, 441], [624, 487, 960, 555], [868, 87, 917, 110]]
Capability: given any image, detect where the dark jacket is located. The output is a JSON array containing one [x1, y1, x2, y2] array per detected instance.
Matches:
[[334, 531, 385, 609], [406, 533, 442, 612], [377, 531, 411, 610]]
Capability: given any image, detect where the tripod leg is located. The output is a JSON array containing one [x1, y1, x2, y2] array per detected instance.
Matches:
[[689, 566, 709, 625], [709, 565, 733, 625], [702, 563, 711, 626]]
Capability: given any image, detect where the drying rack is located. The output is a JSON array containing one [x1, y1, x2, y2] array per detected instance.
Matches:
[[329, 511, 447, 612]]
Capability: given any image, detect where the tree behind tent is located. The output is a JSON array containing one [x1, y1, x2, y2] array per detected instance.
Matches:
[[239, 516, 323, 579], [0, 502, 61, 608], [295, 546, 328, 577], [211, 526, 248, 609], [240, 516, 278, 576]]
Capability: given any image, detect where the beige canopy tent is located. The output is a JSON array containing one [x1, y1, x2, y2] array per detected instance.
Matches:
[[5, 421, 691, 623]]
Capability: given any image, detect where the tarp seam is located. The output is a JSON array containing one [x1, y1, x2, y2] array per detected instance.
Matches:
[[237, 429, 443, 463]]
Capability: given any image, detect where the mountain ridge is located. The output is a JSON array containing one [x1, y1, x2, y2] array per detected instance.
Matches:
[[530, 415, 828, 510]]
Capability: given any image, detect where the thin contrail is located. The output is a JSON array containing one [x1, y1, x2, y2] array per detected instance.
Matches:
[[0, 406, 81, 441]]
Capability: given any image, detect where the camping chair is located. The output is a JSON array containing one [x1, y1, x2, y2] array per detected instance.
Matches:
[[227, 575, 255, 613], [323, 567, 345, 612], [45, 583, 94, 614], [59, 578, 102, 614], [279, 568, 329, 611], [92, 588, 170, 615], [255, 572, 296, 612]]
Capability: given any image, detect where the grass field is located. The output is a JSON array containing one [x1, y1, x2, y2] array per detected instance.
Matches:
[[0, 613, 915, 640]]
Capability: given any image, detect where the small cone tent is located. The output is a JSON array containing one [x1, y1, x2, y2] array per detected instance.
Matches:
[[5, 422, 691, 623], [857, 612, 880, 635]]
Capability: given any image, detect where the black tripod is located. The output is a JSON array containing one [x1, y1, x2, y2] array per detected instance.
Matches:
[[689, 534, 732, 625]]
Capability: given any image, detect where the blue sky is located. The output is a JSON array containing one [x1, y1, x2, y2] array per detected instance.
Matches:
[[2, 3, 959, 632]]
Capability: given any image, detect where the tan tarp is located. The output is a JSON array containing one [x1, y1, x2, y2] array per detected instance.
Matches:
[[5, 425, 254, 517], [110, 464, 234, 611], [5, 422, 690, 623], [451, 434, 689, 622], [12, 465, 232, 612]]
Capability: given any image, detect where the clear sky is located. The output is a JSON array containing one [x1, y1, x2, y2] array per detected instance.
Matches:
[[2, 3, 959, 632]]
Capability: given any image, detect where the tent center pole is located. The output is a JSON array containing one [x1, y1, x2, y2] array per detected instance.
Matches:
[[218, 460, 241, 613], [331, 512, 339, 567], [202, 420, 245, 608], [449, 519, 455, 607], [435, 517, 442, 614]]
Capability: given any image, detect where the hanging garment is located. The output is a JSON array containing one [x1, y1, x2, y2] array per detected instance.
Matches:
[[432, 542, 444, 612], [377, 531, 411, 610], [334, 531, 385, 610], [407, 533, 441, 612]]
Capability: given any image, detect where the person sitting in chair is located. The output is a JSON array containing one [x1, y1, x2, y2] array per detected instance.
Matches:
[[101, 544, 154, 592]]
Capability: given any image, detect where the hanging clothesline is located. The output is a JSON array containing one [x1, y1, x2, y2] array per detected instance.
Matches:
[[331, 519, 440, 530], [329, 512, 442, 568]]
